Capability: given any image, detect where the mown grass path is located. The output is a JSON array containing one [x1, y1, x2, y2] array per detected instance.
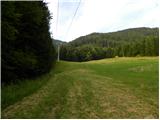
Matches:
[[2, 57, 159, 118]]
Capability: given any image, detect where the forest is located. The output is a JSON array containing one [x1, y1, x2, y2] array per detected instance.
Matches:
[[60, 27, 159, 61], [1, 1, 56, 84]]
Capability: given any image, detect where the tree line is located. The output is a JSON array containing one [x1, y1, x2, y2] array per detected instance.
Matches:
[[2, 1, 56, 84], [60, 27, 159, 62]]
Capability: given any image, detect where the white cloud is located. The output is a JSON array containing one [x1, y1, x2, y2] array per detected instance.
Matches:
[[46, 0, 160, 42]]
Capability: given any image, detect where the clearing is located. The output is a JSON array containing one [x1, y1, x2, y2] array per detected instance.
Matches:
[[1, 57, 159, 118]]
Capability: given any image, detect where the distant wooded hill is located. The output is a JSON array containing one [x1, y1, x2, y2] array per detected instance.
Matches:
[[60, 27, 159, 61], [52, 39, 67, 49]]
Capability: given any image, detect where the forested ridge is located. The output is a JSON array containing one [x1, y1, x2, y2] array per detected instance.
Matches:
[[52, 39, 67, 49], [2, 1, 56, 84], [60, 27, 159, 61]]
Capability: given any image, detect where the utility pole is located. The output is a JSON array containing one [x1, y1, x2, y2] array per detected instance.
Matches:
[[57, 44, 60, 62]]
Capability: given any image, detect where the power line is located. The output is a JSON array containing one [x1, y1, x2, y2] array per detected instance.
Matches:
[[57, 44, 60, 61], [65, 0, 81, 39], [56, 0, 81, 61], [56, 0, 59, 36], [56, 0, 60, 62]]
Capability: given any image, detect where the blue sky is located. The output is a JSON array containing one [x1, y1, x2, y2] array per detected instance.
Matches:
[[46, 0, 160, 42]]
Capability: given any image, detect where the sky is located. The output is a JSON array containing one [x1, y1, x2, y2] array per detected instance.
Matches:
[[45, 0, 160, 42]]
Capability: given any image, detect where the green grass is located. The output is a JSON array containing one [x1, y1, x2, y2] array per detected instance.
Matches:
[[1, 69, 54, 110], [1, 57, 159, 118]]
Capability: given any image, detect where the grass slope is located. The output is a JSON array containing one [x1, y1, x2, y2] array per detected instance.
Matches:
[[1, 57, 159, 118]]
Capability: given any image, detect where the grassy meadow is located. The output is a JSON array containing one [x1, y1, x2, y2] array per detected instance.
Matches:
[[1, 57, 159, 118]]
